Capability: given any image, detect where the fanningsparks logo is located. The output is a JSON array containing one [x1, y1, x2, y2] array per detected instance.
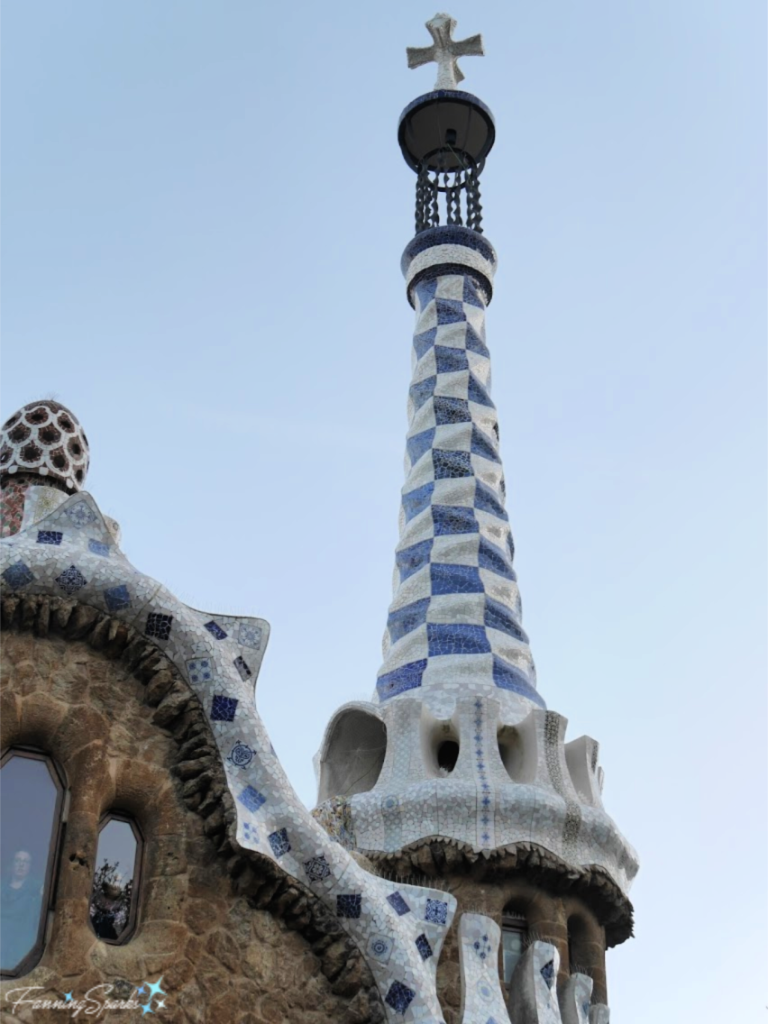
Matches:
[[5, 977, 167, 1017]]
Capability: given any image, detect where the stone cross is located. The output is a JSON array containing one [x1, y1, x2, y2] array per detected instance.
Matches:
[[407, 13, 484, 91]]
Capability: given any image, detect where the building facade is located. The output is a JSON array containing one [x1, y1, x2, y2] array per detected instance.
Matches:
[[0, 17, 636, 1024]]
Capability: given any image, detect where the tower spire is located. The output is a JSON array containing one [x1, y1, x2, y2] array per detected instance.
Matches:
[[375, 19, 544, 719], [314, 26, 637, 1016]]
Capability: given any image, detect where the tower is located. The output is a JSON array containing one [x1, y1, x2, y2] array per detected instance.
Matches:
[[314, 14, 639, 1019]]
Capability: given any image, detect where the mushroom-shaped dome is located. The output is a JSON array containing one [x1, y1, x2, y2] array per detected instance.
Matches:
[[0, 400, 89, 491]]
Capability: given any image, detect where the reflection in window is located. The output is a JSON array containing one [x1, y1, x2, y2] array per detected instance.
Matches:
[[0, 750, 65, 976], [502, 914, 527, 986], [89, 816, 141, 943]]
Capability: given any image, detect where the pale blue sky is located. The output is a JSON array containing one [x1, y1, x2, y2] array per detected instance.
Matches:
[[2, 2, 766, 1020]]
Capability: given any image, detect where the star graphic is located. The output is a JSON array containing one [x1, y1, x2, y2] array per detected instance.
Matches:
[[64, 992, 73, 1003], [156, 1000, 166, 1009], [140, 1002, 154, 1016], [136, 986, 146, 995], [146, 978, 166, 999]]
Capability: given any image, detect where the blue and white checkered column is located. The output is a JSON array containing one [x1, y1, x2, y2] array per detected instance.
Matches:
[[374, 226, 545, 716]]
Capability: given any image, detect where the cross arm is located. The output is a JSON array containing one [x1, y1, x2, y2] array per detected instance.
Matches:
[[407, 44, 437, 70], [451, 33, 484, 59]]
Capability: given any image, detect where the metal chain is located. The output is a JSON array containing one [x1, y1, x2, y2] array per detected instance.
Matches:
[[466, 165, 484, 234]]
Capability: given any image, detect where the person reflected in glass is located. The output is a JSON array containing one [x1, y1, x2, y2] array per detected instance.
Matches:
[[90, 861, 130, 940], [0, 850, 44, 971]]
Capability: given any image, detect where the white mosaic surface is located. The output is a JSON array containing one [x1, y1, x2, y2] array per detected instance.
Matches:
[[1, 484, 458, 1023], [457, 913, 511, 1024]]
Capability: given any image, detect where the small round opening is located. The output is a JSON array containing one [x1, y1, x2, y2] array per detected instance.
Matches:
[[437, 740, 459, 774]]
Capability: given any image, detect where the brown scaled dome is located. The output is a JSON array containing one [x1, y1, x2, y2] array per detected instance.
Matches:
[[0, 400, 89, 491]]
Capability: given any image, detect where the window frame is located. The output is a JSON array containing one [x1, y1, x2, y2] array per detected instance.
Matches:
[[0, 746, 67, 979], [88, 812, 143, 946], [501, 911, 528, 989]]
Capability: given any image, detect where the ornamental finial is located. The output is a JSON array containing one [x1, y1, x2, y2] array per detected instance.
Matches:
[[406, 13, 484, 91]]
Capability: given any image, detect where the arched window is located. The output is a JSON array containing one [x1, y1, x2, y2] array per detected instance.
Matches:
[[89, 815, 142, 943], [567, 914, 591, 975], [0, 749, 66, 977], [501, 911, 527, 986]]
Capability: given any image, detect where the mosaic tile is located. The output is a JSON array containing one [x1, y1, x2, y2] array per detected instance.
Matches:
[[210, 695, 238, 722], [56, 564, 87, 594], [36, 530, 62, 545], [268, 828, 291, 858], [424, 898, 448, 925], [384, 981, 416, 1014], [237, 785, 266, 813], [227, 741, 255, 769], [233, 655, 252, 680], [304, 855, 331, 882], [204, 620, 228, 640], [387, 892, 411, 916], [145, 612, 173, 640], [336, 894, 362, 918], [2, 561, 34, 589], [104, 584, 131, 612]]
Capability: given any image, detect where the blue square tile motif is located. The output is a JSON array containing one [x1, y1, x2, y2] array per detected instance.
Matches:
[[386, 892, 411, 916], [493, 656, 546, 708], [237, 785, 266, 813], [242, 822, 258, 844], [145, 612, 173, 640], [376, 660, 425, 701], [435, 298, 466, 325], [205, 620, 228, 640], [56, 565, 87, 595], [540, 960, 555, 989], [407, 429, 435, 467], [396, 539, 433, 582], [413, 326, 437, 359], [427, 623, 490, 656], [474, 479, 507, 520], [433, 449, 472, 479], [468, 373, 494, 408], [387, 599, 429, 644], [188, 658, 214, 684], [385, 981, 416, 1015], [2, 562, 34, 590], [210, 695, 238, 722], [402, 482, 434, 522], [434, 345, 468, 374], [485, 596, 527, 642], [415, 933, 433, 960], [432, 505, 478, 536], [425, 898, 448, 925], [36, 530, 62, 545], [88, 539, 110, 557], [304, 855, 331, 882], [104, 584, 131, 612], [465, 321, 488, 353], [434, 396, 471, 424], [471, 426, 500, 463], [268, 828, 291, 858], [409, 376, 436, 411], [431, 563, 483, 595], [479, 538, 515, 580], [336, 894, 362, 919]]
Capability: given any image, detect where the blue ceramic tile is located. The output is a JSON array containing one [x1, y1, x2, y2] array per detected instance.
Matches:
[[427, 623, 490, 656], [388, 598, 430, 643], [210, 695, 238, 722], [104, 584, 131, 612], [238, 785, 266, 813], [36, 530, 62, 545]]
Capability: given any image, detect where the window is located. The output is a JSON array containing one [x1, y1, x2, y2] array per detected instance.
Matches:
[[501, 913, 527, 985], [0, 749, 66, 977], [89, 815, 141, 943]]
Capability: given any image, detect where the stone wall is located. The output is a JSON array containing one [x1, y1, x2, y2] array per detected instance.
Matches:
[[0, 612, 382, 1024], [369, 843, 612, 1023]]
